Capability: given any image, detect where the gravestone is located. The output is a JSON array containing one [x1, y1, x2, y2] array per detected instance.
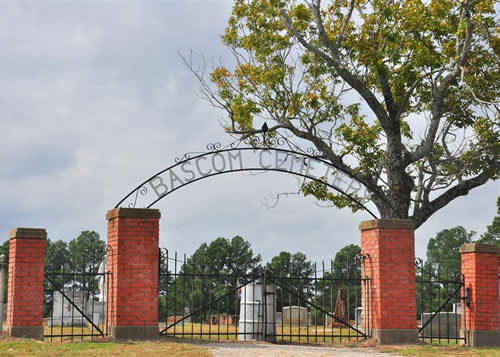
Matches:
[[86, 301, 105, 325], [167, 307, 191, 327], [282, 306, 309, 326], [355, 307, 362, 326], [325, 288, 349, 327], [84, 258, 107, 327], [421, 312, 461, 338], [96, 258, 106, 302], [275, 312, 282, 325], [48, 290, 88, 327], [333, 288, 348, 326]]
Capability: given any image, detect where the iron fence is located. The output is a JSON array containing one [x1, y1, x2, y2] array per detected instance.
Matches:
[[159, 248, 369, 343], [43, 249, 111, 341], [415, 258, 467, 344]]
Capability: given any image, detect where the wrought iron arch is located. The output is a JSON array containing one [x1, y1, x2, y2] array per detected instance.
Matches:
[[115, 146, 378, 219]]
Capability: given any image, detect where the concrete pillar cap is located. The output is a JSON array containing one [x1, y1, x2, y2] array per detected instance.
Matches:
[[8, 228, 47, 240], [359, 219, 414, 231], [106, 208, 161, 220], [459, 243, 500, 254]]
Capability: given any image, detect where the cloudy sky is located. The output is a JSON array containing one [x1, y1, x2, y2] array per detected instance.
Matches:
[[1, 0, 498, 264]]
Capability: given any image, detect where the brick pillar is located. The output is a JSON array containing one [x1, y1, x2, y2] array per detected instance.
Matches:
[[6, 228, 47, 339], [460, 243, 500, 347], [360, 219, 418, 344], [106, 208, 160, 339]]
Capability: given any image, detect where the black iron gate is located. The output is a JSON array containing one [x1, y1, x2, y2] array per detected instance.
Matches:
[[43, 249, 111, 341], [159, 248, 370, 343], [416, 258, 468, 344]]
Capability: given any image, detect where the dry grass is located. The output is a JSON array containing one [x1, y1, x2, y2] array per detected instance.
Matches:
[[0, 336, 212, 357], [43, 325, 107, 342], [163, 322, 365, 344], [379, 344, 500, 356]]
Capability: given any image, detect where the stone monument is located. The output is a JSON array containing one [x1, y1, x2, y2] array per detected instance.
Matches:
[[49, 290, 88, 327], [282, 306, 309, 326]]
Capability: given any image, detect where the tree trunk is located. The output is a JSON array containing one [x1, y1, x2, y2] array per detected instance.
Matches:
[[378, 140, 413, 219]]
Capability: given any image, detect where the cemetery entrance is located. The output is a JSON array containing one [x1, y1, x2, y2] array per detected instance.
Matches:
[[415, 258, 468, 344], [43, 248, 111, 341], [158, 248, 370, 343]]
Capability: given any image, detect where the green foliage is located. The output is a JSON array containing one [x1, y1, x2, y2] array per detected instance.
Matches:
[[204, 0, 499, 223], [266, 251, 315, 309], [475, 196, 500, 264], [163, 236, 261, 322], [45, 239, 71, 273], [425, 226, 475, 278], [68, 231, 106, 274], [416, 226, 475, 318], [43, 232, 106, 317], [0, 240, 8, 260], [476, 196, 500, 246], [331, 244, 361, 279], [301, 177, 365, 212], [266, 251, 314, 277], [313, 244, 361, 323]]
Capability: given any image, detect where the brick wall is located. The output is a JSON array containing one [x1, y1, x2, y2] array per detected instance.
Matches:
[[361, 221, 416, 330], [6, 228, 46, 328], [360, 219, 417, 343], [106, 208, 160, 330], [460, 244, 499, 331]]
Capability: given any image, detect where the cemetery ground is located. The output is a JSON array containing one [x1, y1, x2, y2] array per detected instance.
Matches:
[[1, 337, 500, 356]]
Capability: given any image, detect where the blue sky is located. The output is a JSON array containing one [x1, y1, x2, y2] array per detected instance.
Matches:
[[1, 0, 498, 264]]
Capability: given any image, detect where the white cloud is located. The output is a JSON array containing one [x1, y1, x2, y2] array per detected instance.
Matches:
[[0, 0, 498, 266]]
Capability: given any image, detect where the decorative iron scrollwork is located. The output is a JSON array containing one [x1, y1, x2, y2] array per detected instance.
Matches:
[[243, 136, 285, 148], [115, 140, 379, 219], [306, 147, 322, 156], [206, 142, 222, 151], [174, 153, 192, 164], [128, 186, 148, 208], [354, 253, 370, 265]]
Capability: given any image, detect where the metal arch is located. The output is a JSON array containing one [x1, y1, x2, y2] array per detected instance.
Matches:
[[115, 147, 379, 219]]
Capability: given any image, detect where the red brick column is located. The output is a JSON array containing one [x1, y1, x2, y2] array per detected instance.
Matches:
[[106, 208, 160, 339], [6, 228, 47, 339], [360, 219, 418, 344], [460, 243, 500, 346]]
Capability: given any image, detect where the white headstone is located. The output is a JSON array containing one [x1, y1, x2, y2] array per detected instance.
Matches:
[[282, 306, 309, 326], [49, 290, 88, 327], [184, 307, 191, 324], [421, 312, 461, 338], [96, 259, 107, 302], [355, 307, 362, 326]]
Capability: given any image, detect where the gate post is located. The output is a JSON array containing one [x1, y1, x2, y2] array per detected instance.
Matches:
[[360, 219, 418, 344], [6, 228, 47, 339], [106, 208, 160, 339], [460, 243, 500, 347]]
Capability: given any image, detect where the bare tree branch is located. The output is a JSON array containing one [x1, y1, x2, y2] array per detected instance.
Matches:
[[412, 169, 494, 228], [410, 2, 474, 163], [280, 9, 392, 131]]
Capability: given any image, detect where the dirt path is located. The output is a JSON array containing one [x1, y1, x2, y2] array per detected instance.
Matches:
[[205, 342, 398, 357]]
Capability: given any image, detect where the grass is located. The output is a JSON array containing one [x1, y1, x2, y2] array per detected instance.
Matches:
[[41, 322, 364, 344], [0, 337, 212, 357], [379, 344, 500, 356], [163, 322, 366, 344], [2, 334, 500, 356]]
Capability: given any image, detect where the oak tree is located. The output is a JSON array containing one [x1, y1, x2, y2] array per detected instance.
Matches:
[[194, 0, 499, 228]]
